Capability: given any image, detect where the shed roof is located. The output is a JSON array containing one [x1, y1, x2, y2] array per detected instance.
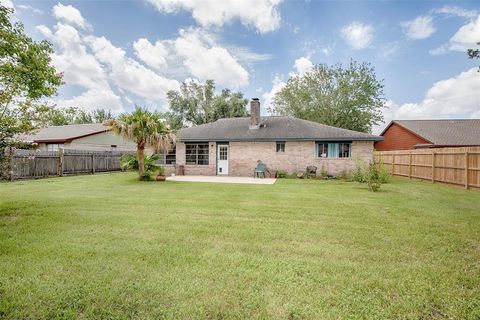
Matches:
[[23, 123, 110, 143], [383, 120, 480, 146], [179, 116, 382, 142]]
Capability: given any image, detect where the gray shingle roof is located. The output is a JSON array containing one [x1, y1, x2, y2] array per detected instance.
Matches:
[[178, 116, 382, 142], [392, 119, 480, 146], [23, 123, 110, 142]]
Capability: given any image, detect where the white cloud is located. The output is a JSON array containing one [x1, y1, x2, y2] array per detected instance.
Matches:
[[228, 47, 273, 64], [174, 28, 249, 87], [321, 47, 332, 56], [378, 41, 400, 60], [262, 75, 286, 111], [37, 1, 265, 111], [147, 0, 283, 33], [374, 68, 480, 134], [449, 16, 480, 50], [85, 36, 180, 101], [36, 23, 108, 90], [133, 38, 169, 70], [264, 57, 316, 110], [17, 4, 43, 14], [430, 15, 480, 54], [341, 22, 374, 50], [57, 88, 123, 112], [0, 0, 14, 9], [292, 57, 313, 76], [53, 3, 90, 30], [401, 15, 436, 40], [435, 6, 478, 19]]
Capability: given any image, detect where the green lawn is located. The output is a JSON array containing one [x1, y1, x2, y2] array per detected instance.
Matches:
[[0, 173, 479, 319]]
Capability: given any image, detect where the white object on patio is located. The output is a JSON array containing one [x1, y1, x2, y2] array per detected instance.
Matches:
[[166, 175, 276, 185]]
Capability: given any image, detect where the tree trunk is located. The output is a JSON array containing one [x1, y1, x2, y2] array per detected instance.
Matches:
[[137, 143, 145, 179]]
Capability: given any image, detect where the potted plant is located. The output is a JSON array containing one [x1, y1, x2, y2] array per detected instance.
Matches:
[[156, 166, 166, 181]]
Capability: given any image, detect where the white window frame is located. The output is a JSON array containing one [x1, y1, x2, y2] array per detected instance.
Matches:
[[315, 142, 352, 159], [46, 143, 63, 152], [185, 143, 209, 165]]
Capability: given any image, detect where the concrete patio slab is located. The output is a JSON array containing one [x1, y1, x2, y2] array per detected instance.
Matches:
[[166, 175, 276, 185]]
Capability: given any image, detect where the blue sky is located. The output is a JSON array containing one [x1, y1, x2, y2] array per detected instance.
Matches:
[[3, 0, 480, 133]]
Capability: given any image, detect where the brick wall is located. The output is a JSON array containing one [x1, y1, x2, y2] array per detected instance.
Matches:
[[176, 140, 374, 177], [229, 140, 373, 176], [175, 142, 216, 175], [375, 123, 428, 151]]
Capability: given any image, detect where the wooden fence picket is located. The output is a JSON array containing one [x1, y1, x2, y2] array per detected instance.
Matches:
[[375, 147, 480, 189], [5, 148, 132, 180]]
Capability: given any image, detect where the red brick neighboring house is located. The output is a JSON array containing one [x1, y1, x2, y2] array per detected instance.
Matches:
[[375, 119, 480, 151]]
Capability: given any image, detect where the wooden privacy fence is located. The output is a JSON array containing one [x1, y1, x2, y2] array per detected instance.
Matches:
[[374, 147, 480, 189], [6, 148, 133, 180]]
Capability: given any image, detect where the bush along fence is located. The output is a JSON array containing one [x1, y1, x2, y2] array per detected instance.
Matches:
[[374, 147, 480, 190], [2, 148, 134, 181]]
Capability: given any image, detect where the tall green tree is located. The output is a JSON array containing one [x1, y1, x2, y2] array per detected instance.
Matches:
[[166, 80, 248, 130], [0, 5, 62, 149], [42, 107, 114, 125], [106, 107, 173, 179], [270, 61, 386, 133]]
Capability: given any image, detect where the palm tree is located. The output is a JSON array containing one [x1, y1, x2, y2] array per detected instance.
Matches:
[[106, 107, 174, 179]]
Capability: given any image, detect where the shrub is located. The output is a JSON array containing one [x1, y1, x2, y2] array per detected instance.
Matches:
[[140, 170, 154, 181], [320, 165, 329, 178], [366, 162, 382, 192], [338, 170, 351, 180], [120, 154, 161, 172], [352, 157, 367, 183], [377, 159, 390, 183], [276, 170, 288, 178], [157, 166, 165, 176]]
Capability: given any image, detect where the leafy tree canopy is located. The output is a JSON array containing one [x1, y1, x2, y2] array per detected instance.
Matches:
[[270, 61, 386, 133], [42, 107, 115, 126], [0, 5, 62, 149], [165, 79, 248, 131]]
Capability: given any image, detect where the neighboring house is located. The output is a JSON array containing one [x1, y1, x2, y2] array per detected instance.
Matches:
[[23, 123, 137, 152], [375, 119, 480, 151], [171, 98, 383, 177]]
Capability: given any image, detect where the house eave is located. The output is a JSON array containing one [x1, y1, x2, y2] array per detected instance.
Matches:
[[179, 137, 383, 143], [32, 129, 111, 144]]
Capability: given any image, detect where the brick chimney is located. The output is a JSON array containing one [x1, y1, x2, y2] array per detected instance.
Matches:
[[249, 98, 260, 129]]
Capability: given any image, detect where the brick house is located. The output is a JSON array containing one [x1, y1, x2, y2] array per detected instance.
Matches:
[[375, 120, 480, 151], [167, 99, 382, 177]]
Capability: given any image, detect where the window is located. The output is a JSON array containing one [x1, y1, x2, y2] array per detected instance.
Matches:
[[46, 143, 63, 152], [219, 145, 228, 160], [158, 143, 176, 165], [276, 141, 285, 153], [316, 142, 351, 158], [111, 145, 117, 151], [186, 143, 209, 165]]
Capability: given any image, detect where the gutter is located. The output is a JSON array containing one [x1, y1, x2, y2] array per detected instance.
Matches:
[[179, 137, 384, 143]]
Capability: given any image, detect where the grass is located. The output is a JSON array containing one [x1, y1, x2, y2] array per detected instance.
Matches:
[[0, 173, 479, 319]]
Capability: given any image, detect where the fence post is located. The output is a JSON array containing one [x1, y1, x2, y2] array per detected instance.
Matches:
[[391, 153, 395, 175], [408, 152, 412, 179], [32, 154, 37, 178], [431, 150, 436, 183], [8, 147, 14, 181], [465, 151, 469, 189], [58, 148, 64, 176], [91, 154, 95, 174]]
